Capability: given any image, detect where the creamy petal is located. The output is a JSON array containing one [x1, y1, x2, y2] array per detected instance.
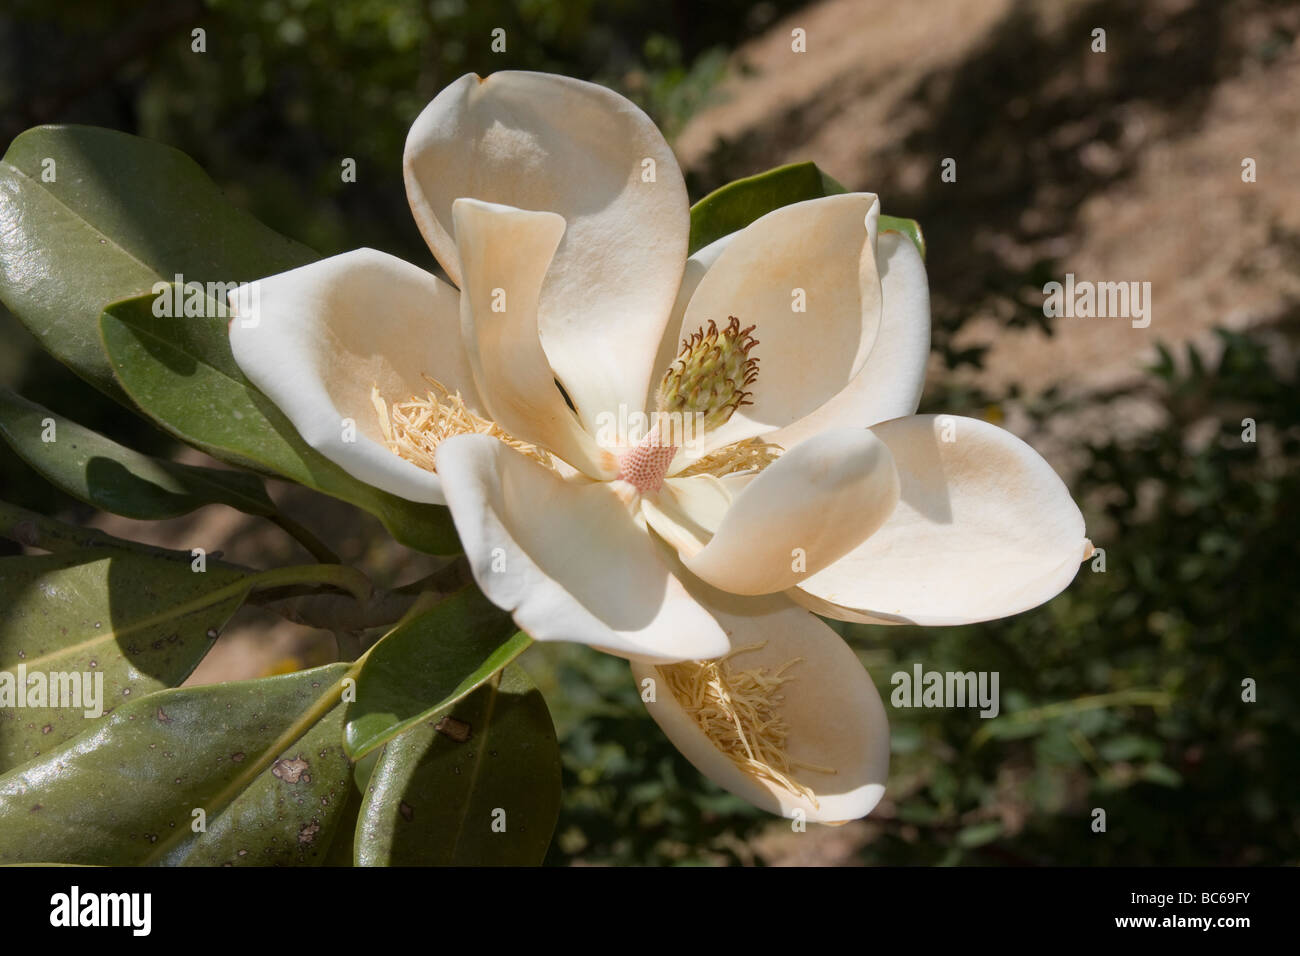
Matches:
[[405, 71, 689, 433], [794, 415, 1088, 625], [769, 229, 931, 448], [630, 588, 890, 823], [452, 198, 616, 478], [434, 433, 730, 662], [682, 428, 899, 595], [672, 194, 883, 460], [640, 473, 733, 559], [228, 248, 472, 504]]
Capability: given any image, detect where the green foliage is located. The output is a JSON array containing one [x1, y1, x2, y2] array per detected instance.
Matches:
[[0, 123, 459, 555], [0, 385, 276, 521], [0, 124, 316, 403], [0, 118, 556, 863], [344, 587, 531, 758], [0, 549, 247, 769], [0, 663, 356, 866], [356, 665, 561, 866]]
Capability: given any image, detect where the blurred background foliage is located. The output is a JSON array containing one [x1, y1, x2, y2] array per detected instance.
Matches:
[[1, 0, 1297, 864]]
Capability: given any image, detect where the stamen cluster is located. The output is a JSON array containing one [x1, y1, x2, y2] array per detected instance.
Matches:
[[659, 643, 834, 807], [656, 316, 759, 431]]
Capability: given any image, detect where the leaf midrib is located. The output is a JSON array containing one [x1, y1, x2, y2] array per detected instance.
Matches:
[[447, 669, 502, 863], [1, 569, 251, 673], [145, 662, 358, 865]]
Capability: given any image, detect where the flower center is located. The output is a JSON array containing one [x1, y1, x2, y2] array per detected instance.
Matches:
[[372, 375, 552, 472], [656, 316, 759, 432], [658, 642, 834, 808], [615, 433, 677, 495]]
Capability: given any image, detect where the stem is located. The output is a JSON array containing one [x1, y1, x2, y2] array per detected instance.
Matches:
[[3, 498, 372, 605], [0, 499, 472, 638], [333, 630, 363, 660], [245, 563, 372, 604], [0, 499, 224, 564], [393, 554, 473, 595], [266, 511, 339, 564], [259, 556, 472, 636]]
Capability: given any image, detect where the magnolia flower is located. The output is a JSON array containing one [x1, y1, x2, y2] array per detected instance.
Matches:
[[229, 71, 1088, 823]]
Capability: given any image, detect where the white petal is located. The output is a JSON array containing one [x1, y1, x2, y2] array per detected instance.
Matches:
[[630, 589, 890, 823], [795, 415, 1088, 625], [768, 229, 931, 448], [672, 194, 883, 458], [640, 473, 733, 559], [405, 71, 690, 433], [228, 248, 472, 505], [434, 433, 729, 662], [681, 428, 899, 595], [452, 198, 617, 478]]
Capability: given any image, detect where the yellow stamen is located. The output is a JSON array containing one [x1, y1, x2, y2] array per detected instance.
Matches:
[[658, 642, 835, 808], [676, 436, 784, 478], [372, 375, 553, 472]]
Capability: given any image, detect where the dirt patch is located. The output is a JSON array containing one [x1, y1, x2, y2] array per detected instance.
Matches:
[[677, 0, 1300, 473]]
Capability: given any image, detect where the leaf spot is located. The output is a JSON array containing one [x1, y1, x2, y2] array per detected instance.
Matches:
[[435, 716, 472, 743], [271, 756, 310, 784]]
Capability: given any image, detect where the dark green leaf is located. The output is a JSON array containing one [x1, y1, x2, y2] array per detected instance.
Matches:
[[0, 385, 275, 520], [689, 161, 844, 253], [0, 554, 362, 774], [320, 781, 367, 867], [355, 666, 560, 865], [0, 663, 354, 866], [344, 586, 528, 759], [99, 290, 460, 555], [689, 160, 925, 260], [0, 549, 247, 770], [0, 125, 316, 403]]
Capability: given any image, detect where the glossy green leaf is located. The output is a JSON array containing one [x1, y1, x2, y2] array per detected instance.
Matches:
[[98, 290, 460, 555], [0, 663, 354, 866], [877, 214, 927, 262], [321, 783, 367, 867], [344, 586, 528, 759], [689, 160, 925, 260], [0, 125, 316, 403], [0, 549, 245, 770], [0, 552, 363, 772], [355, 665, 560, 866], [0, 385, 275, 521]]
